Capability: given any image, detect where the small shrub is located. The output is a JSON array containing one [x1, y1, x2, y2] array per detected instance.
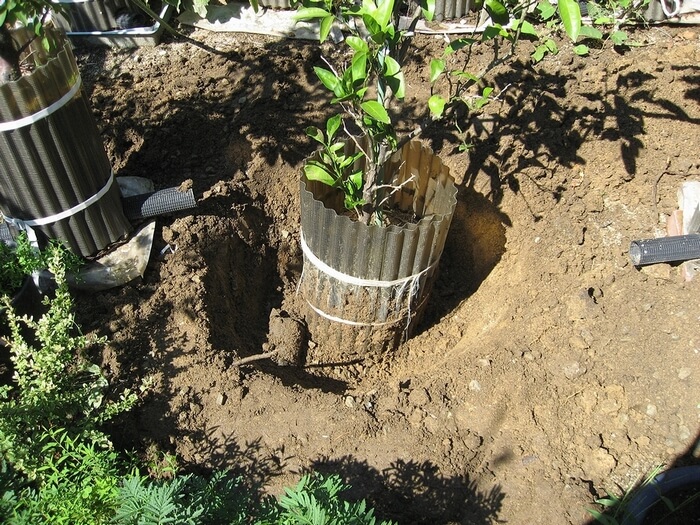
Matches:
[[0, 233, 79, 297], [0, 243, 390, 524], [0, 247, 136, 523]]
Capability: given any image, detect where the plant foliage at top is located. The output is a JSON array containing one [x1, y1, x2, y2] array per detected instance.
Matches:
[[0, 0, 65, 82], [294, 0, 633, 223]]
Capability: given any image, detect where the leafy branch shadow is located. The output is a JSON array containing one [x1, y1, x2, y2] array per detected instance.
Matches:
[[426, 60, 699, 214], [311, 455, 505, 524]]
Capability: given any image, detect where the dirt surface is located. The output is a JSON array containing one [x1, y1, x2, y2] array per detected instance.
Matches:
[[71, 19, 699, 524]]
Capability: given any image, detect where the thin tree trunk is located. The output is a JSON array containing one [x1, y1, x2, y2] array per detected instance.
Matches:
[[0, 26, 21, 85]]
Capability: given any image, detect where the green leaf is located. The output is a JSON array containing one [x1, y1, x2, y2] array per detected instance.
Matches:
[[304, 163, 337, 186], [359, 0, 378, 14], [384, 55, 400, 77], [355, 87, 368, 99], [351, 51, 368, 85], [482, 25, 505, 40], [472, 87, 493, 110], [532, 40, 557, 62], [319, 15, 335, 43], [579, 25, 603, 40], [484, 0, 510, 25], [363, 15, 383, 40], [346, 36, 369, 53], [384, 56, 405, 99], [338, 155, 355, 170], [331, 93, 359, 104], [530, 45, 547, 64], [326, 115, 342, 141], [517, 20, 539, 38], [329, 142, 346, 155], [294, 7, 332, 21], [387, 71, 405, 100], [573, 44, 589, 55], [421, 0, 435, 21], [373, 0, 394, 28], [537, 0, 557, 20], [361, 100, 391, 123], [344, 151, 364, 168], [428, 95, 446, 117], [344, 194, 365, 211], [349, 171, 364, 191], [451, 70, 480, 82], [430, 59, 445, 83], [305, 126, 326, 145], [611, 30, 628, 45], [445, 37, 477, 54], [558, 0, 582, 42], [314, 66, 343, 97]]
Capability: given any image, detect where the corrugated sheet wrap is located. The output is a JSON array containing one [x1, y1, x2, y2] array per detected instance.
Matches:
[[52, 0, 136, 32], [0, 27, 132, 257], [258, 0, 294, 9], [411, 0, 474, 21], [434, 0, 473, 21], [299, 140, 457, 357]]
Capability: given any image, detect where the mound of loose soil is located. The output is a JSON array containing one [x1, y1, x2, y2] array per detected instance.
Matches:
[[72, 21, 699, 524]]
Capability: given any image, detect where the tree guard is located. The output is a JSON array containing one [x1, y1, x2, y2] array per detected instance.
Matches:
[[0, 27, 131, 256]]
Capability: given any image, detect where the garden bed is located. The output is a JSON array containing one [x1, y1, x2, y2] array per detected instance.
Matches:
[[72, 24, 699, 524]]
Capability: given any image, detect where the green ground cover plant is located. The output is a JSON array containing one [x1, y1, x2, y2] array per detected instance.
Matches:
[[0, 244, 392, 523]]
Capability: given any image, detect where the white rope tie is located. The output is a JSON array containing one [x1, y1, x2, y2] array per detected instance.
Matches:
[[305, 300, 399, 327], [0, 76, 82, 132], [298, 229, 434, 329], [3, 170, 115, 247]]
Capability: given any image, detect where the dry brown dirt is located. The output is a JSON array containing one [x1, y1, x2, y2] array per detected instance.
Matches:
[[71, 19, 699, 524]]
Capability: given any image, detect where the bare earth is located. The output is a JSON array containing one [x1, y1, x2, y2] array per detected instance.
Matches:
[[72, 20, 699, 525]]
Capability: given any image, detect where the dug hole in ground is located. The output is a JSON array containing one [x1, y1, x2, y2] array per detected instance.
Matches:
[[73, 22, 699, 524]]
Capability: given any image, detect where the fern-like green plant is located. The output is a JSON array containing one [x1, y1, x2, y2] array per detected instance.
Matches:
[[258, 473, 394, 525], [114, 470, 252, 525], [3, 428, 125, 525]]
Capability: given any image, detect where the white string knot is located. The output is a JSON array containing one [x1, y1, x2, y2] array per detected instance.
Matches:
[[2, 170, 116, 248], [298, 229, 434, 330]]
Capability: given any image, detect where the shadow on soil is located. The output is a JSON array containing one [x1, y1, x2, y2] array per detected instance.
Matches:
[[75, 31, 330, 200], [425, 61, 700, 217], [421, 185, 509, 331], [312, 455, 504, 524], [418, 59, 700, 330]]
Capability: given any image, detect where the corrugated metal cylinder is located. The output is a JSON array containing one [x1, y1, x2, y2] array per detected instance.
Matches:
[[0, 28, 132, 257], [52, 0, 137, 32], [299, 140, 457, 361], [418, 0, 472, 22], [417, 0, 473, 21], [258, 0, 294, 9]]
